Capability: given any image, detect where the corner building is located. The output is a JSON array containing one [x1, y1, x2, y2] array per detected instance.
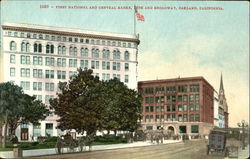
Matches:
[[0, 22, 140, 141], [138, 77, 214, 137]]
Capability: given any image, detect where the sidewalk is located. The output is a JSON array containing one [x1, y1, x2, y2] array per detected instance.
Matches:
[[0, 140, 182, 158], [224, 144, 249, 159]]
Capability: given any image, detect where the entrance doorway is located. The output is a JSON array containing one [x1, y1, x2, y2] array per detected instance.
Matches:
[[167, 126, 175, 137], [21, 124, 29, 140]]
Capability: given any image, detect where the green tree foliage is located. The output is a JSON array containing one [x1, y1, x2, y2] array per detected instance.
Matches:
[[50, 68, 104, 137], [50, 68, 142, 145], [102, 79, 142, 134], [0, 82, 49, 148]]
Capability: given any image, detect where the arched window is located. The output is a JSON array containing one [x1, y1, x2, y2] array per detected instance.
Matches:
[[10, 41, 16, 51], [21, 42, 26, 52], [34, 42, 42, 53], [102, 49, 110, 59], [58, 45, 66, 55], [81, 47, 88, 57], [69, 46, 77, 56], [113, 49, 120, 60], [91, 48, 99, 58], [46, 43, 54, 54], [26, 43, 30, 52], [124, 51, 130, 61]]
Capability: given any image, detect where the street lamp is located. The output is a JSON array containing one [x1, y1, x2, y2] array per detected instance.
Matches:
[[237, 120, 248, 150]]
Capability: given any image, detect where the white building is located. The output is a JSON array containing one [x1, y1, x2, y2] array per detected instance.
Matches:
[[0, 22, 140, 141]]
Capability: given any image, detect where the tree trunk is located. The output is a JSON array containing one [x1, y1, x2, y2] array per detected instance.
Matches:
[[114, 130, 117, 136], [2, 112, 8, 148]]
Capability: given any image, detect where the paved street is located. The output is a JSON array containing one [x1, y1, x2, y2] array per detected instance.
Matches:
[[27, 140, 224, 159]]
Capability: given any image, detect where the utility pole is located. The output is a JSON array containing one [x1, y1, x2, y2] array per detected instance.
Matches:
[[237, 120, 248, 150]]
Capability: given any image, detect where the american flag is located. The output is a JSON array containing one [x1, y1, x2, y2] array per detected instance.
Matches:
[[134, 6, 144, 21]]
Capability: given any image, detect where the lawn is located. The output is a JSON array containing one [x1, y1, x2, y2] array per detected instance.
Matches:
[[0, 136, 127, 151]]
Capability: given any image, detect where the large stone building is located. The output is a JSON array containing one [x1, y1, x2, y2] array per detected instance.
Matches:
[[0, 22, 140, 141], [138, 77, 215, 137]]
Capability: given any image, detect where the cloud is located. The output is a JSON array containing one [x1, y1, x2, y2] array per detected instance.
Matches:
[[138, 34, 249, 127]]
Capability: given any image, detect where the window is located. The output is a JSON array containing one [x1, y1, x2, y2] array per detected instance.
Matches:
[[183, 95, 188, 102], [190, 104, 194, 111], [178, 95, 182, 102], [45, 57, 55, 66], [125, 63, 129, 71], [45, 95, 54, 105], [33, 123, 41, 137], [179, 126, 186, 133], [195, 104, 200, 111], [195, 94, 199, 102], [34, 43, 42, 53], [172, 105, 176, 111], [167, 96, 171, 102], [45, 70, 54, 79], [33, 69, 43, 78], [91, 48, 99, 58], [58, 45, 66, 55], [178, 105, 182, 112], [102, 73, 110, 81], [33, 56, 43, 65], [112, 62, 120, 71], [172, 114, 176, 121], [57, 71, 66, 79], [128, 43, 131, 48], [112, 41, 116, 46], [113, 49, 120, 60], [145, 88, 154, 94], [10, 41, 16, 51], [20, 81, 30, 90], [149, 97, 154, 103], [189, 94, 195, 102], [172, 96, 176, 102], [45, 83, 54, 91], [102, 49, 110, 59], [81, 48, 88, 57], [57, 58, 66, 67], [122, 42, 126, 47], [190, 114, 194, 122], [145, 106, 149, 112], [39, 34, 43, 39], [183, 114, 187, 122], [10, 54, 15, 63], [20, 68, 30, 77], [190, 84, 200, 92], [33, 82, 42, 91], [191, 125, 199, 133], [102, 61, 110, 70], [145, 97, 149, 104], [125, 75, 129, 83], [74, 38, 78, 42], [166, 86, 176, 93], [195, 114, 200, 122], [80, 38, 84, 43], [113, 74, 120, 81], [69, 46, 77, 56], [10, 68, 15, 77], [150, 115, 154, 122], [46, 44, 54, 54], [51, 36, 55, 41], [90, 61, 99, 69], [178, 114, 183, 122], [80, 60, 89, 69], [167, 114, 171, 121], [178, 85, 188, 92], [183, 104, 187, 112], [21, 41, 30, 52], [57, 36, 61, 41], [69, 59, 77, 67], [155, 87, 164, 94], [91, 39, 94, 44], [45, 35, 50, 40], [20, 55, 30, 65], [167, 105, 171, 112]]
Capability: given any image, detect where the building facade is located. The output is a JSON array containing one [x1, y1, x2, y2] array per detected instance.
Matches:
[[138, 77, 214, 137], [0, 22, 140, 141]]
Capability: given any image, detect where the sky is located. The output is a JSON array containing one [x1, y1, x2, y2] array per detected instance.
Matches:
[[1, 0, 249, 127]]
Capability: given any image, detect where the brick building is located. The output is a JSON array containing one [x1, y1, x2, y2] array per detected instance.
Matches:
[[138, 77, 214, 137]]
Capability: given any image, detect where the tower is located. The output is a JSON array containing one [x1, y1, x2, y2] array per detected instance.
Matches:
[[218, 73, 229, 128]]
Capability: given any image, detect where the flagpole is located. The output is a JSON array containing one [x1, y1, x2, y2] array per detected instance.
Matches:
[[134, 5, 136, 35]]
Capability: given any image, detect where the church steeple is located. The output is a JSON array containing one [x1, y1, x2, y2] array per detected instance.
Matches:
[[219, 73, 225, 97]]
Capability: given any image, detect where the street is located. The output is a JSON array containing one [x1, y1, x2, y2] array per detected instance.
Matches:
[[27, 140, 224, 159]]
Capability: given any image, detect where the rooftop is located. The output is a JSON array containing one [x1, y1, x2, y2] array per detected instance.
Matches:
[[2, 22, 139, 43]]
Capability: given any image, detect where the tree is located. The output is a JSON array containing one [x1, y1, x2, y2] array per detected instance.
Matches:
[[50, 68, 142, 145], [50, 68, 105, 144], [0, 82, 49, 148], [102, 79, 142, 135]]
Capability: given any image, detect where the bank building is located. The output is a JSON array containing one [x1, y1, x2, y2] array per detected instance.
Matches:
[[0, 22, 140, 141]]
